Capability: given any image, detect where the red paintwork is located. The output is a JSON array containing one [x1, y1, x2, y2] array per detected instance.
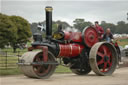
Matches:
[[111, 41, 119, 47], [114, 42, 118, 47], [83, 27, 99, 47], [28, 46, 48, 62], [97, 45, 112, 72], [33, 54, 51, 75], [64, 32, 82, 42], [64, 32, 71, 40], [43, 46, 48, 62], [58, 44, 84, 57]]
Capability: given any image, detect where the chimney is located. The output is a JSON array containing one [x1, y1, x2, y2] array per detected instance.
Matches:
[[45, 6, 53, 39]]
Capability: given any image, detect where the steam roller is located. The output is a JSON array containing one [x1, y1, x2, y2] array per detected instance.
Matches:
[[18, 6, 120, 79]]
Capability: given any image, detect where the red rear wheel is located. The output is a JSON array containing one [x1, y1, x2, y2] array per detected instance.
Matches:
[[89, 42, 117, 76], [97, 45, 112, 72]]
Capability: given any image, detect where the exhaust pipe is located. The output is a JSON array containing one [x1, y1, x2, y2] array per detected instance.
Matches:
[[45, 6, 53, 39]]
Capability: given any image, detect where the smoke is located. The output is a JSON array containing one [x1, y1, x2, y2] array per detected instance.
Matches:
[[63, 27, 81, 40], [63, 27, 80, 32]]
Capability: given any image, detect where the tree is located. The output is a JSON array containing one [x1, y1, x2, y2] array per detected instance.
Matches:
[[9, 16, 32, 52], [73, 18, 92, 31], [0, 13, 17, 48], [116, 21, 128, 34], [73, 19, 85, 30], [55, 20, 71, 29], [100, 21, 116, 33], [52, 20, 71, 32], [30, 20, 71, 35], [30, 23, 38, 35]]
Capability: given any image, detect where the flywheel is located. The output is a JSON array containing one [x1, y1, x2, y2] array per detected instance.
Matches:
[[82, 26, 99, 48]]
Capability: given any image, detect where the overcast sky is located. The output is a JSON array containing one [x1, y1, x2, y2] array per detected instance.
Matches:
[[1, 0, 128, 25]]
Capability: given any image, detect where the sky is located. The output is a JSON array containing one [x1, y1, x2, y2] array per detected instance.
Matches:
[[1, 0, 128, 25]]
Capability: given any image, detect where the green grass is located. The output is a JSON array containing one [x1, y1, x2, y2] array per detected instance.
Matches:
[[2, 48, 28, 52], [0, 50, 24, 69], [0, 68, 22, 76], [117, 38, 128, 47], [55, 65, 71, 73], [0, 49, 26, 76]]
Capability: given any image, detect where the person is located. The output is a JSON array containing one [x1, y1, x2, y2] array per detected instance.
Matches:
[[103, 28, 114, 42], [94, 21, 104, 38]]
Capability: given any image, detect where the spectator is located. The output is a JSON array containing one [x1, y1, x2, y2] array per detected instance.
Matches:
[[95, 21, 104, 37], [103, 28, 114, 42]]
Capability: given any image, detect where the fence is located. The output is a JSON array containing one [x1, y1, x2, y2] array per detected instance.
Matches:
[[0, 51, 26, 70]]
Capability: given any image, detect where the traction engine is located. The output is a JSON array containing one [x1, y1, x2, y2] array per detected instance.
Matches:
[[18, 6, 119, 78]]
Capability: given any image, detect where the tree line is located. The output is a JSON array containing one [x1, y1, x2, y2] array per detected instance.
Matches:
[[73, 19, 128, 34], [31, 18, 128, 34]]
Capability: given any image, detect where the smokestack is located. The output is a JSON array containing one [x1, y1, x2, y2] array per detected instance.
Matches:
[[45, 6, 53, 38]]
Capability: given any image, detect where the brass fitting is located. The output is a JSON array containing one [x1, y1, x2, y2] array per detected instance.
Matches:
[[45, 6, 53, 12]]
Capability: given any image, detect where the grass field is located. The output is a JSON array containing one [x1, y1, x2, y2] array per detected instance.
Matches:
[[0, 38, 128, 76], [117, 38, 128, 47]]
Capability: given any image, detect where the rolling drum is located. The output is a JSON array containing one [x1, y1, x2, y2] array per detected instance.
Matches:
[[89, 42, 118, 76], [82, 26, 99, 48], [19, 51, 56, 79]]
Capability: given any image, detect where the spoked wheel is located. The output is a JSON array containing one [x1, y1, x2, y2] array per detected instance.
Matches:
[[71, 66, 91, 75], [19, 51, 56, 79], [89, 42, 118, 76]]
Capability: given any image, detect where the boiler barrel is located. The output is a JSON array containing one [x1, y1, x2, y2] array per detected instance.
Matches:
[[57, 44, 84, 57]]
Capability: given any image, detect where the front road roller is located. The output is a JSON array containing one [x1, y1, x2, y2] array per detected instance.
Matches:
[[18, 51, 57, 79], [89, 42, 118, 76]]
